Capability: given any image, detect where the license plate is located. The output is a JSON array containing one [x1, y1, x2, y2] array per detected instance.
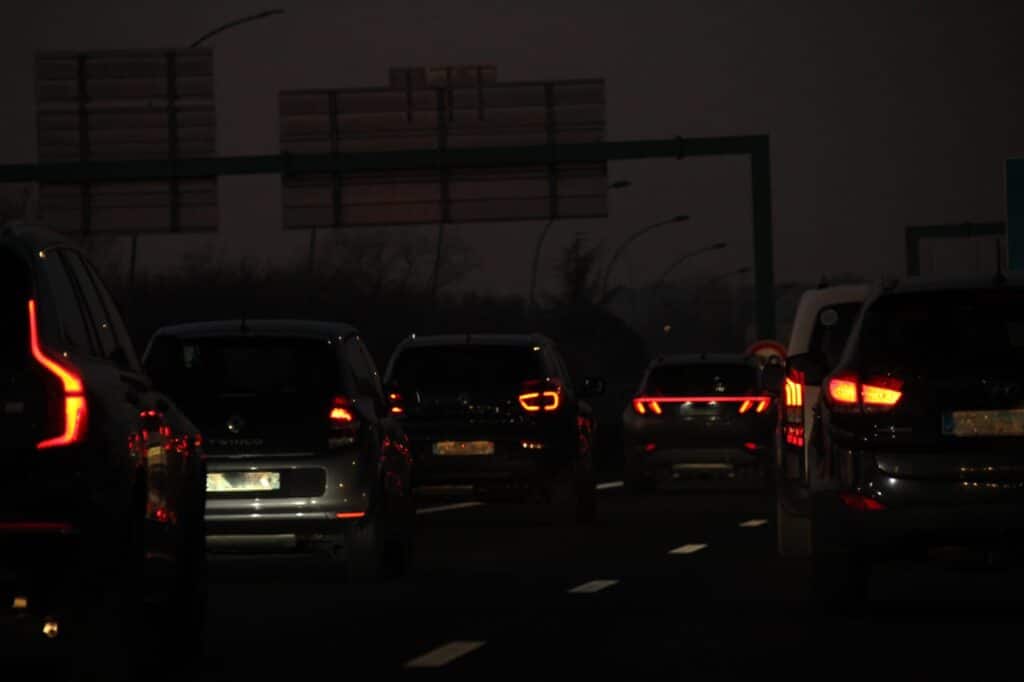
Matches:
[[206, 471, 281, 493], [942, 409, 1024, 437], [433, 441, 495, 456]]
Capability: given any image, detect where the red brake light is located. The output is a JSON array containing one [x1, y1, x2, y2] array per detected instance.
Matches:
[[827, 374, 903, 411], [519, 388, 560, 412], [29, 300, 88, 450], [827, 376, 859, 405], [862, 377, 903, 407], [329, 396, 356, 424]]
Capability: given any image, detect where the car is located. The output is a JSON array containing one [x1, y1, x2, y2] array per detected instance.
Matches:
[[787, 275, 1024, 607], [771, 283, 870, 557], [0, 224, 207, 677], [382, 333, 603, 524], [623, 353, 777, 492], [141, 320, 414, 580]]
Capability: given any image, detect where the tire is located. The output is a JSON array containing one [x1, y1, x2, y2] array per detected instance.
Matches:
[[811, 551, 871, 615]]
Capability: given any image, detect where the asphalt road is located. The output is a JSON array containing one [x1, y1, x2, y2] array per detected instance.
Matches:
[[183, 479, 1024, 681], [12, 478, 1024, 680]]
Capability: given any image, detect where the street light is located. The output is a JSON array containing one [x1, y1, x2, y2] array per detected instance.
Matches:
[[706, 265, 752, 285], [191, 9, 285, 47], [600, 214, 690, 297], [526, 179, 632, 317], [651, 241, 728, 291]]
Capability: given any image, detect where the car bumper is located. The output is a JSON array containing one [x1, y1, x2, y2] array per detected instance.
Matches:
[[815, 456, 1024, 554], [628, 444, 769, 480], [203, 452, 370, 539]]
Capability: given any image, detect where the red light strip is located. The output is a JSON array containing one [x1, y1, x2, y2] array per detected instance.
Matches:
[[0, 522, 75, 534], [335, 512, 366, 519], [29, 300, 88, 450], [633, 396, 768, 403]]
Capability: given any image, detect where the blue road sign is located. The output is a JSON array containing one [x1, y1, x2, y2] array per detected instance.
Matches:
[[1008, 158, 1024, 271]]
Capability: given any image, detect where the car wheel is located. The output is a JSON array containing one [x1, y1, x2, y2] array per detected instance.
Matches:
[[811, 551, 871, 615]]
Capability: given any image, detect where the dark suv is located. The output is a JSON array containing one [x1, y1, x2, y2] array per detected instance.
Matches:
[[142, 320, 414, 579], [0, 224, 206, 674], [623, 354, 776, 491], [383, 334, 604, 523], [788, 276, 1024, 605]]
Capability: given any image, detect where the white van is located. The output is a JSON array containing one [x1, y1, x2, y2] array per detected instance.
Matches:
[[775, 284, 871, 556]]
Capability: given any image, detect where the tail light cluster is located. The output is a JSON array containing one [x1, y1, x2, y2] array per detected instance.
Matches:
[[631, 396, 772, 415], [826, 373, 903, 413], [518, 380, 561, 413], [387, 391, 405, 415], [782, 369, 806, 447], [328, 396, 360, 447], [29, 300, 88, 450]]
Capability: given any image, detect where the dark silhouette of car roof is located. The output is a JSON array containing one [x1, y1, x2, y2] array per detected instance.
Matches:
[[395, 333, 554, 348], [152, 319, 358, 340], [1, 222, 77, 256], [650, 353, 757, 368]]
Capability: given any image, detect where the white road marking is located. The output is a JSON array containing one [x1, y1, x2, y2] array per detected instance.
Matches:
[[740, 518, 768, 528], [404, 641, 487, 668], [668, 543, 708, 555], [568, 579, 620, 594], [595, 480, 624, 490], [416, 501, 485, 515]]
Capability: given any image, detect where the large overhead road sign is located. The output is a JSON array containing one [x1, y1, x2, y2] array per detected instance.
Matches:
[[0, 134, 776, 338], [35, 48, 217, 235], [279, 67, 608, 228]]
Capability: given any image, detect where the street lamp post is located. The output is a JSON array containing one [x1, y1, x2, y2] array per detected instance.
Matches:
[[190, 9, 285, 47], [526, 179, 631, 318], [651, 241, 728, 291], [600, 214, 690, 298]]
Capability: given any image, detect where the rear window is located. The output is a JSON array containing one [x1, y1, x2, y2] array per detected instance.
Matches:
[[1, 249, 30, 368], [144, 336, 341, 397], [857, 289, 1024, 368], [643, 363, 757, 395], [388, 345, 547, 395], [807, 302, 862, 369]]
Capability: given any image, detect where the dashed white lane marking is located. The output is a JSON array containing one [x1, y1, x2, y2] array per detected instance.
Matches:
[[740, 518, 768, 528], [668, 543, 708, 555], [568, 579, 620, 594], [596, 480, 624, 490], [416, 501, 485, 515], [404, 641, 487, 668]]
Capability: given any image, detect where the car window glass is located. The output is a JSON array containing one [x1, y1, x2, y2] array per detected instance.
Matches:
[[39, 253, 94, 355], [356, 339, 386, 404], [808, 302, 862, 370], [59, 249, 119, 362], [79, 255, 141, 372]]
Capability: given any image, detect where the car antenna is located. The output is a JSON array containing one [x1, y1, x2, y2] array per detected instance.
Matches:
[[995, 240, 1007, 286]]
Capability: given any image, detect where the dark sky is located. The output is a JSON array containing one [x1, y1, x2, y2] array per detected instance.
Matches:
[[2, 0, 1022, 298]]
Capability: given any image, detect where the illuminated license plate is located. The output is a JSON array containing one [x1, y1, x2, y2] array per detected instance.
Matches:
[[433, 441, 495, 456], [206, 471, 281, 493], [942, 409, 1024, 437]]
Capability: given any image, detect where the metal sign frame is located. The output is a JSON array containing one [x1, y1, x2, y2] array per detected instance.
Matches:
[[0, 135, 777, 338], [904, 221, 1005, 276]]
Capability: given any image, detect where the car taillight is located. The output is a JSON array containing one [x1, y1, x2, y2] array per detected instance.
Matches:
[[826, 373, 903, 412], [329, 396, 357, 425], [632, 398, 663, 415], [738, 398, 771, 414], [387, 391, 405, 415], [29, 300, 88, 450], [519, 384, 560, 412], [839, 491, 886, 511], [784, 375, 804, 408]]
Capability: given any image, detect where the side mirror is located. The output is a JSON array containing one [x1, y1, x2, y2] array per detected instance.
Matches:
[[760, 362, 786, 395], [581, 377, 606, 397], [787, 352, 827, 386]]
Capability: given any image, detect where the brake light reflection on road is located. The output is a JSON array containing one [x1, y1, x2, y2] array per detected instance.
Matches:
[[839, 492, 886, 511]]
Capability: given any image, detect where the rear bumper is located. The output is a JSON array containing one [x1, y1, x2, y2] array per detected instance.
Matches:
[[203, 451, 371, 537], [627, 441, 770, 480], [403, 424, 574, 488], [814, 452, 1024, 554]]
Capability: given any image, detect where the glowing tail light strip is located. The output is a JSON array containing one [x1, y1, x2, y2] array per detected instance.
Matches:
[[29, 300, 88, 450], [634, 396, 771, 415], [519, 390, 560, 412]]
